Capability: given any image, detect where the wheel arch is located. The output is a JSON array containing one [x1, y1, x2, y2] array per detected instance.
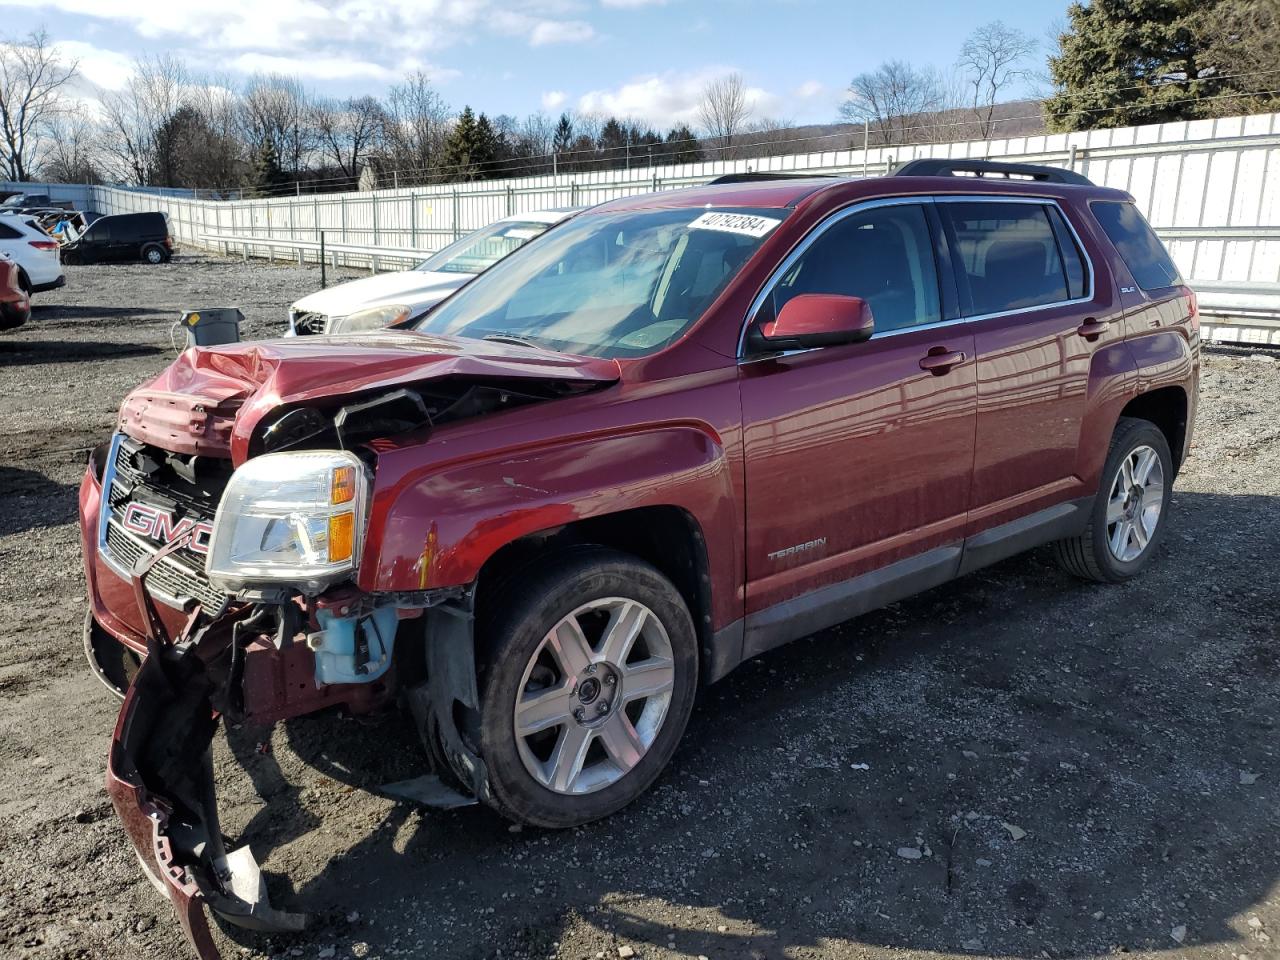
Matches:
[[474, 505, 717, 683], [1118, 385, 1188, 475]]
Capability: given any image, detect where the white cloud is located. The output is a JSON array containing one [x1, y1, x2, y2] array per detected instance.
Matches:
[[52, 40, 134, 91], [529, 20, 596, 46], [4, 0, 593, 54], [541, 90, 568, 110], [231, 52, 407, 82], [794, 80, 825, 100], [577, 67, 779, 129]]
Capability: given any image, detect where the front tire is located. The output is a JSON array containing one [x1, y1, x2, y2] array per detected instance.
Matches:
[[476, 548, 698, 828], [1053, 416, 1173, 583]]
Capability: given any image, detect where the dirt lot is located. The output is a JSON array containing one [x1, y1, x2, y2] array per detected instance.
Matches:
[[1, 252, 1277, 960]]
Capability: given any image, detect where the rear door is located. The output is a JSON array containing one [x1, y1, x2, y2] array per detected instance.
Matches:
[[936, 197, 1122, 533], [739, 199, 976, 628]]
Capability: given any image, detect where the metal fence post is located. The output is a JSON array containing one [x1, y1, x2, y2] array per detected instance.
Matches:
[[506, 185, 514, 215], [320, 232, 326, 288], [410, 192, 418, 248], [452, 190, 460, 240]]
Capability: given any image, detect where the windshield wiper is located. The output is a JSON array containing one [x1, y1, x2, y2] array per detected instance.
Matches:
[[482, 334, 550, 351]]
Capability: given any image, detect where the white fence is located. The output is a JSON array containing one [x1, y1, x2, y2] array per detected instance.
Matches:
[[7, 111, 1280, 293]]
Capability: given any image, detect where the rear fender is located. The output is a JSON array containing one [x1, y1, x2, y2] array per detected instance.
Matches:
[[365, 425, 739, 629], [1077, 340, 1139, 490]]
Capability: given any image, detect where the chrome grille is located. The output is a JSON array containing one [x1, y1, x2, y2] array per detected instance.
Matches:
[[104, 522, 229, 616], [100, 435, 229, 616]]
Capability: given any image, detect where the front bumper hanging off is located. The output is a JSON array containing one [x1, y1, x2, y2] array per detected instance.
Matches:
[[105, 546, 306, 960]]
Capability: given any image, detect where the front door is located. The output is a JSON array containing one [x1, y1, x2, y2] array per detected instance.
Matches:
[[739, 200, 976, 643]]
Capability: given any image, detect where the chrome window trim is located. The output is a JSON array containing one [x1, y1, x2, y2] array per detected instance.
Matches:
[[737, 193, 1097, 359]]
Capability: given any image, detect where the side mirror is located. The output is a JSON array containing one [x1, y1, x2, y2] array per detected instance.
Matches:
[[748, 293, 875, 353]]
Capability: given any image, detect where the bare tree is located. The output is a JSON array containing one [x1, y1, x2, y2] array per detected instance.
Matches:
[[313, 95, 386, 185], [99, 54, 189, 184], [958, 22, 1037, 139], [0, 29, 78, 181], [698, 72, 752, 158], [382, 71, 450, 183], [40, 102, 100, 183], [840, 61, 949, 146], [185, 75, 244, 192], [240, 73, 316, 175]]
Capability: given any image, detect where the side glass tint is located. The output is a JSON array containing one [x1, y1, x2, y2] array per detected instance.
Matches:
[[763, 204, 941, 334], [1090, 200, 1181, 291], [941, 202, 1073, 316], [1046, 206, 1089, 300]]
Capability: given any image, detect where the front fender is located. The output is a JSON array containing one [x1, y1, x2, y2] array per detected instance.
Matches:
[[364, 424, 739, 625]]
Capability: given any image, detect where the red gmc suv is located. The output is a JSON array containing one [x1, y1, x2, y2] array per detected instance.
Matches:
[[78, 160, 1198, 958]]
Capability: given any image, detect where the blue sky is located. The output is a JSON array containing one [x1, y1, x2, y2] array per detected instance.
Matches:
[[3, 0, 1069, 127]]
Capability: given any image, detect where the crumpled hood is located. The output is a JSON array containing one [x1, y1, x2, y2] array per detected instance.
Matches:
[[290, 270, 470, 318], [118, 330, 620, 464]]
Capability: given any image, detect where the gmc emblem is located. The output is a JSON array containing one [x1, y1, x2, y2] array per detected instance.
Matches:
[[121, 502, 213, 555]]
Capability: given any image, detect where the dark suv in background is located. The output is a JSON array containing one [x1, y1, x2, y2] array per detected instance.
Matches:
[[62, 212, 173, 265], [79, 160, 1197, 959]]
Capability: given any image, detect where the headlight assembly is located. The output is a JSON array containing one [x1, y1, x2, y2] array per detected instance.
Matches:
[[205, 450, 369, 594], [327, 303, 412, 335]]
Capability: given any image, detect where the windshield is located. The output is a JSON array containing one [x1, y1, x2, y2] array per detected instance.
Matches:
[[415, 220, 551, 276], [416, 206, 785, 358]]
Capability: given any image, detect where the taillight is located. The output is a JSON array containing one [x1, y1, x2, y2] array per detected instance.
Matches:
[[28, 239, 58, 251], [1186, 289, 1199, 335]]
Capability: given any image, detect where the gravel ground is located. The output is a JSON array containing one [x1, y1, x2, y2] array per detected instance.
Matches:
[[1, 252, 1278, 960]]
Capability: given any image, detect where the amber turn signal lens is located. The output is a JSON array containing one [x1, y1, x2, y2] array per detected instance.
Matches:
[[328, 512, 355, 563], [331, 465, 356, 504]]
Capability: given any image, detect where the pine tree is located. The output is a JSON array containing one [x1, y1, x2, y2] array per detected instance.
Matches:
[[248, 139, 288, 197], [1046, 0, 1228, 131], [474, 112, 500, 178], [665, 125, 703, 164], [439, 106, 476, 180]]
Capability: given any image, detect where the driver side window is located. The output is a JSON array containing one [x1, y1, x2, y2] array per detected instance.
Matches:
[[763, 204, 942, 334]]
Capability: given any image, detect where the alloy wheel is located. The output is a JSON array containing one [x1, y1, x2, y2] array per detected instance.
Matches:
[[1105, 444, 1165, 562], [513, 597, 675, 795]]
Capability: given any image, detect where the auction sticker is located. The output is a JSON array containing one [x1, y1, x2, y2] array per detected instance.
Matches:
[[689, 211, 781, 238]]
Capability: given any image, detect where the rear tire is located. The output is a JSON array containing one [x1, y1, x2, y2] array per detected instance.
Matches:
[[16, 269, 30, 295], [476, 547, 698, 828], [1053, 416, 1173, 583], [142, 244, 166, 265]]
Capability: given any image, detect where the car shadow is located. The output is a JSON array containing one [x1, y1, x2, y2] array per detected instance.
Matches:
[[215, 488, 1280, 960], [0, 466, 81, 536], [0, 338, 162, 366], [31, 305, 170, 321]]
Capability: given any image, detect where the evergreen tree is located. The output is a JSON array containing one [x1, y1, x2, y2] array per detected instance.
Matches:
[[248, 139, 288, 197], [665, 125, 703, 164], [1044, 0, 1262, 131], [552, 113, 574, 156], [441, 106, 484, 180], [474, 112, 501, 178]]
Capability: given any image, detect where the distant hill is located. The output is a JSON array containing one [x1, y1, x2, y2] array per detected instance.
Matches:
[[723, 99, 1048, 160]]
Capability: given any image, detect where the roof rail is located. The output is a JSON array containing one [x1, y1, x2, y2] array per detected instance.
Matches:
[[893, 158, 1093, 186], [706, 172, 839, 185]]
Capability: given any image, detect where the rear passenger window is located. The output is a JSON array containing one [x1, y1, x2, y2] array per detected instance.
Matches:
[[941, 202, 1082, 316], [1090, 200, 1181, 291], [0, 222, 20, 239], [763, 203, 941, 334]]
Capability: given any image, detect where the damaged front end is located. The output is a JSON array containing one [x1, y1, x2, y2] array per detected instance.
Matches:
[[103, 552, 480, 960], [90, 334, 620, 958]]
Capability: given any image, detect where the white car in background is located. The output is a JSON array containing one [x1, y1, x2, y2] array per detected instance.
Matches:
[[287, 208, 579, 336], [0, 213, 65, 294]]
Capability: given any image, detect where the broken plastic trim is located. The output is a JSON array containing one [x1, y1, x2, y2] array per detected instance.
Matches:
[[107, 535, 305, 960], [107, 635, 306, 960]]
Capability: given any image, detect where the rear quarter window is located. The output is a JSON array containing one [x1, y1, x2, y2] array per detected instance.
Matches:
[[1090, 200, 1181, 291]]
